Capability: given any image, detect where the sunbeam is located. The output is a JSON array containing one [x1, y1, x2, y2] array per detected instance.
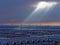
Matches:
[[24, 1, 58, 23]]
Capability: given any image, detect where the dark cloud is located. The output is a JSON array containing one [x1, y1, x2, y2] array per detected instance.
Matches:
[[0, 0, 60, 23]]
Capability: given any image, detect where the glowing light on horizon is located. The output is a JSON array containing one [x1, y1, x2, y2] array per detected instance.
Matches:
[[24, 1, 58, 22]]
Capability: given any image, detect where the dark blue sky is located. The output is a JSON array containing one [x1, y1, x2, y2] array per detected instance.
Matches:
[[0, 0, 60, 22]]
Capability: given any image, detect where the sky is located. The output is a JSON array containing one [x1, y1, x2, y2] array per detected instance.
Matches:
[[0, 0, 60, 23]]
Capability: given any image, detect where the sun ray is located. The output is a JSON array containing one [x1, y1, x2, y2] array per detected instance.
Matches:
[[24, 1, 58, 23]]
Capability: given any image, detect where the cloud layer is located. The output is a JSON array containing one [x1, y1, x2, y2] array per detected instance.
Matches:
[[0, 0, 60, 23]]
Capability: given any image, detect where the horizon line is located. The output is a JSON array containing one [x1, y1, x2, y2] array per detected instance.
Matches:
[[0, 22, 60, 26]]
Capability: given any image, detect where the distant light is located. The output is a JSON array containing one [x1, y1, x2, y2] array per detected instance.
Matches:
[[24, 1, 58, 22], [35, 1, 57, 12]]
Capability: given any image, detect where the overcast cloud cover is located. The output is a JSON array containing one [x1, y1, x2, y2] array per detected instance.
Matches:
[[0, 0, 60, 23]]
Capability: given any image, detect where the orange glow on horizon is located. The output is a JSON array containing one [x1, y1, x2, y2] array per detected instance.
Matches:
[[0, 22, 60, 26]]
